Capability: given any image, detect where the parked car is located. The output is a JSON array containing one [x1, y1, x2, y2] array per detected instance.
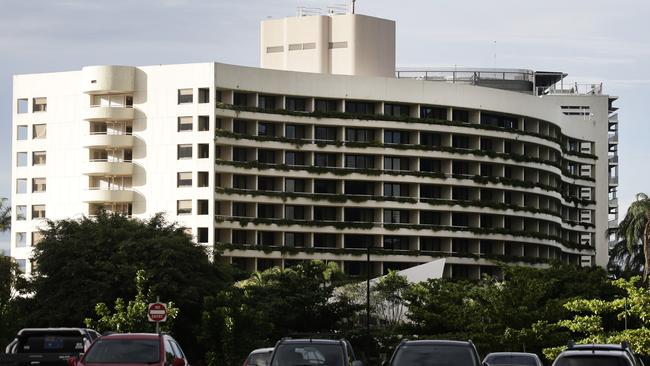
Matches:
[[269, 338, 362, 366], [68, 333, 188, 366], [244, 348, 274, 366], [386, 340, 481, 366], [552, 343, 642, 366], [0, 328, 100, 366], [483, 352, 543, 366]]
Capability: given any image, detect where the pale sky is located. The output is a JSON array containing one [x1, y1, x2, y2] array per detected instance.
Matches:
[[1, 0, 649, 253]]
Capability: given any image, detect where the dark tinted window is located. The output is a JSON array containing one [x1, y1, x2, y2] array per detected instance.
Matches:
[[392, 344, 478, 366], [271, 344, 344, 366], [486, 355, 537, 366], [555, 356, 630, 366], [84, 339, 160, 363], [19, 335, 85, 353]]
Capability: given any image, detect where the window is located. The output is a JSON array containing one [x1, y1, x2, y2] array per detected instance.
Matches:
[[33, 124, 46, 139], [421, 132, 441, 147], [420, 211, 441, 225], [285, 124, 305, 139], [452, 186, 470, 200], [384, 103, 410, 117], [452, 161, 470, 176], [452, 135, 470, 149], [384, 130, 409, 144], [177, 172, 192, 187], [421, 237, 442, 252], [17, 98, 28, 114], [198, 88, 210, 103], [178, 89, 193, 104], [285, 233, 305, 247], [314, 233, 336, 248], [32, 151, 46, 165], [32, 205, 46, 219], [266, 46, 284, 53], [345, 154, 374, 169], [346, 128, 374, 142], [258, 204, 278, 219], [32, 178, 46, 192], [285, 151, 305, 166], [314, 153, 337, 167], [480, 164, 493, 177], [314, 206, 337, 221], [329, 41, 348, 49], [421, 106, 447, 120], [345, 180, 374, 195], [345, 100, 374, 114], [452, 109, 469, 122], [420, 159, 442, 173], [284, 205, 305, 220], [197, 200, 209, 215], [177, 144, 192, 159], [258, 149, 276, 164], [314, 179, 337, 194], [177, 200, 192, 215], [420, 184, 442, 199], [481, 113, 516, 129], [258, 95, 276, 110], [178, 116, 193, 131], [16, 178, 27, 193], [16, 205, 27, 220], [198, 116, 209, 131], [384, 156, 408, 171], [16, 152, 27, 167], [33, 97, 47, 112], [315, 126, 337, 141], [384, 236, 409, 250], [197, 227, 209, 243], [258, 122, 276, 136], [258, 231, 277, 246], [345, 208, 374, 222], [198, 172, 209, 187], [233, 148, 250, 162], [315, 99, 337, 112], [481, 138, 494, 152], [285, 178, 306, 193], [232, 202, 248, 217], [258, 177, 277, 191], [286, 97, 307, 112], [32, 232, 44, 246], [198, 144, 209, 159], [16, 232, 27, 248], [233, 175, 249, 189], [17, 125, 28, 140], [384, 183, 408, 197], [233, 120, 249, 134], [384, 209, 408, 224], [233, 93, 249, 107], [452, 213, 469, 227]]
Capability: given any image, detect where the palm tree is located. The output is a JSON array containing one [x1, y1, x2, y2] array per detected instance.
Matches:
[[618, 193, 650, 281], [608, 239, 644, 276], [0, 197, 10, 232]]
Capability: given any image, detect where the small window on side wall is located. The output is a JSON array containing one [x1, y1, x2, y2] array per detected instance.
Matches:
[[198, 116, 209, 131], [33, 124, 46, 139], [17, 99, 28, 114], [17, 125, 28, 140], [178, 89, 193, 104], [33, 97, 47, 112], [198, 88, 209, 103]]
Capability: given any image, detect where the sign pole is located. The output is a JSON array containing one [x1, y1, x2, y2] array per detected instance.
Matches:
[[156, 296, 160, 334]]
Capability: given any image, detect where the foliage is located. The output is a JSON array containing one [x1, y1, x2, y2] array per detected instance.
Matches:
[[373, 270, 410, 328], [0, 198, 10, 232], [0, 256, 27, 347], [26, 211, 226, 362], [618, 193, 650, 280], [85, 269, 179, 333]]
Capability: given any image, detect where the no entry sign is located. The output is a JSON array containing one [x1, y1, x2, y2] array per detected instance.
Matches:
[[147, 302, 167, 322]]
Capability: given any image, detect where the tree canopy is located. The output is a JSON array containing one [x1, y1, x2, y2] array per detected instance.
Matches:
[[618, 193, 650, 280]]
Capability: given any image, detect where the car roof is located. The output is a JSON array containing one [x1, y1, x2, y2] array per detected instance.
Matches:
[[559, 350, 630, 357], [279, 339, 344, 345], [485, 352, 539, 357], [402, 340, 474, 347], [17, 328, 93, 335], [101, 333, 162, 340], [250, 348, 274, 354], [570, 344, 629, 351]]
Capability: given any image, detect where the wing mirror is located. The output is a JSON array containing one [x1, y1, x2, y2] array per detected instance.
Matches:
[[173, 357, 186, 366], [67, 357, 78, 366]]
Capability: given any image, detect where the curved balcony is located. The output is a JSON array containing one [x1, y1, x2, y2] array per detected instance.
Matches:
[[84, 106, 134, 121], [82, 188, 134, 203], [84, 133, 134, 148], [82, 65, 135, 94], [84, 160, 133, 176]]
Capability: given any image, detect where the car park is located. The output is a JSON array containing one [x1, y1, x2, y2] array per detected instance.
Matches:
[[552, 343, 641, 366], [483, 352, 543, 366], [244, 347, 274, 366], [68, 333, 188, 366], [269, 338, 362, 366], [386, 340, 481, 366]]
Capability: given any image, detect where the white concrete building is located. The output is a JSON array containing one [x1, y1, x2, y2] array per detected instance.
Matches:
[[10, 13, 619, 278]]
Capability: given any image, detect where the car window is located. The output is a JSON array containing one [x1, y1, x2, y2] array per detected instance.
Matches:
[[271, 344, 344, 366], [84, 339, 160, 363], [170, 340, 185, 359], [487, 355, 538, 366], [18, 335, 86, 354], [248, 351, 273, 366], [556, 356, 631, 366], [165, 340, 177, 365], [392, 345, 478, 366]]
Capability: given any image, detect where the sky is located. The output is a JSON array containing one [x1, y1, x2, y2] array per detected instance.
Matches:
[[1, 0, 649, 254]]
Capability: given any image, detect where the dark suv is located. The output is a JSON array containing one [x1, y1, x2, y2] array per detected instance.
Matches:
[[269, 338, 362, 366], [387, 340, 481, 366], [70, 333, 188, 366], [553, 343, 643, 366]]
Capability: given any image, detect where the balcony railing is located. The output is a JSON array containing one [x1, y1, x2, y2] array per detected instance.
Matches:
[[609, 198, 618, 207], [608, 220, 619, 229], [609, 155, 618, 164], [609, 132, 619, 144], [609, 176, 619, 185]]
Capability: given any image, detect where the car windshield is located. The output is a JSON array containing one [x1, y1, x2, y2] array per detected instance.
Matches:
[[271, 344, 344, 366], [84, 339, 160, 363], [392, 344, 478, 366], [555, 356, 630, 366], [18, 335, 85, 353], [487, 355, 537, 366], [248, 351, 273, 366]]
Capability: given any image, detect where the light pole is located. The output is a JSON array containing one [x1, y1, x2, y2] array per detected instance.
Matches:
[[366, 242, 370, 340]]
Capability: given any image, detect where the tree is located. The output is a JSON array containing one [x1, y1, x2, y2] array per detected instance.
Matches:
[[26, 212, 227, 362], [85, 269, 179, 333], [0, 255, 28, 348], [373, 270, 409, 328], [0, 198, 10, 232], [609, 239, 644, 276], [618, 193, 650, 280]]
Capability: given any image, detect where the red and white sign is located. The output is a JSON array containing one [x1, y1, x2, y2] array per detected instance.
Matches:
[[147, 302, 167, 322]]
